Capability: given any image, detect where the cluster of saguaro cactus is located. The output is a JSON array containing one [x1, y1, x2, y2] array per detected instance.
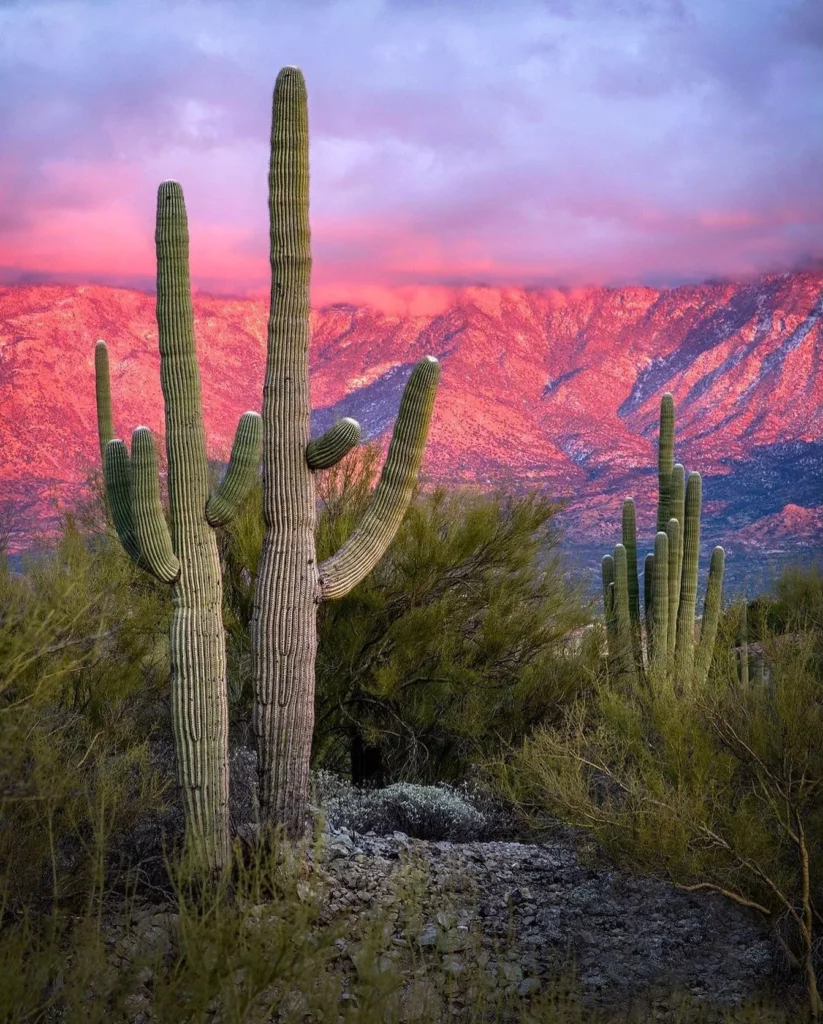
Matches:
[[94, 67, 439, 850], [250, 67, 440, 835], [94, 183, 262, 869], [601, 393, 725, 688]]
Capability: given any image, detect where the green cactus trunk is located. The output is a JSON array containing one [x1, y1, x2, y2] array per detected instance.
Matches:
[[251, 69, 440, 835], [675, 471, 702, 682], [613, 544, 639, 687], [652, 531, 669, 672], [157, 185, 231, 866], [602, 553, 618, 675], [643, 552, 654, 664], [656, 393, 674, 534], [95, 185, 262, 871], [693, 546, 725, 685], [622, 498, 644, 675]]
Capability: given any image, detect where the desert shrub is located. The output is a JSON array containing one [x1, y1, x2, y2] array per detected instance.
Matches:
[[219, 447, 595, 785], [490, 594, 823, 1018], [0, 517, 170, 912], [315, 773, 488, 841]]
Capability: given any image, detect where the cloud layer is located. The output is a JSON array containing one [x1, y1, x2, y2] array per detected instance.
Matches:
[[1, 0, 821, 310]]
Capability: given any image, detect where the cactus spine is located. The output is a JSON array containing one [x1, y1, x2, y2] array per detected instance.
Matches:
[[250, 68, 440, 835], [602, 393, 725, 688], [94, 184, 262, 870]]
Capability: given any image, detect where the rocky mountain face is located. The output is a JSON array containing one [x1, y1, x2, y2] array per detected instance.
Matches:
[[1, 271, 820, 594]]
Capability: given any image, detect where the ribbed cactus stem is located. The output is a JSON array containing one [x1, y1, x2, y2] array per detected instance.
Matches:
[[93, 181, 261, 870], [94, 340, 114, 462], [675, 471, 702, 680], [694, 546, 725, 686], [656, 393, 674, 534], [597, 392, 728, 696], [103, 439, 143, 566], [739, 600, 750, 686], [319, 358, 439, 600], [306, 418, 361, 470], [643, 552, 654, 664], [666, 516, 681, 660], [251, 68, 440, 833], [602, 554, 618, 672], [613, 543, 638, 687], [156, 180, 234, 867], [652, 532, 669, 672], [206, 412, 263, 527], [621, 497, 643, 674], [130, 427, 180, 583]]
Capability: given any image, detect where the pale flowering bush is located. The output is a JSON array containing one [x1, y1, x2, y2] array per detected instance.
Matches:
[[311, 771, 488, 841]]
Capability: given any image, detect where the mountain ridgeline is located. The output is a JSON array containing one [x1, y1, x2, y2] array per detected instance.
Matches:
[[0, 270, 820, 593]]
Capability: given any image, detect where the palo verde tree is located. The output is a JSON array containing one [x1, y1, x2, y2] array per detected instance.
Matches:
[[250, 67, 440, 834], [94, 184, 262, 870]]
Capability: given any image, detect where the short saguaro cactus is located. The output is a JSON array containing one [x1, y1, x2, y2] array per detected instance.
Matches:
[[95, 184, 261, 870]]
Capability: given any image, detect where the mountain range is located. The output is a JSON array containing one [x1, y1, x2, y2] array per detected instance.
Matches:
[[1, 271, 821, 595]]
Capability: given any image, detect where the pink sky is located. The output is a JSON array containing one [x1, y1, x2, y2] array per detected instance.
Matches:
[[1, 0, 821, 313]]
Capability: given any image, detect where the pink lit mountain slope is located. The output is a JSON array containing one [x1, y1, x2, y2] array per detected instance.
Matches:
[[1, 271, 821, 591]]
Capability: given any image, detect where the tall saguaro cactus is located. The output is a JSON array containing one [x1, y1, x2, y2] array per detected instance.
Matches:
[[94, 184, 262, 870], [250, 67, 441, 835], [600, 393, 725, 688]]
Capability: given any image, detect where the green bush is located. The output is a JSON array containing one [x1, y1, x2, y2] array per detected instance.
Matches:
[[0, 516, 170, 912], [219, 447, 595, 784], [490, 577, 823, 1019]]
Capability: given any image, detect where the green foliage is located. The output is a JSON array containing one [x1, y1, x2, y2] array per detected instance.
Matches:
[[0, 517, 170, 912], [220, 447, 594, 784], [0, 501, 805, 1023], [491, 569, 823, 1018]]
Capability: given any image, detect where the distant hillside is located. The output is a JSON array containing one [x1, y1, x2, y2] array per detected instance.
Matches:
[[1, 272, 821, 594]]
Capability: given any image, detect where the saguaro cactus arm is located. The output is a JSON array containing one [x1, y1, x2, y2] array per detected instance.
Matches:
[[613, 543, 639, 686], [601, 554, 618, 662], [317, 356, 440, 601], [306, 417, 361, 471], [95, 340, 115, 462], [675, 471, 702, 673], [656, 393, 674, 533], [643, 551, 654, 661], [622, 497, 644, 672], [666, 516, 682, 659], [652, 531, 669, 670], [131, 427, 181, 583], [103, 439, 143, 566], [694, 545, 725, 686], [206, 411, 263, 527]]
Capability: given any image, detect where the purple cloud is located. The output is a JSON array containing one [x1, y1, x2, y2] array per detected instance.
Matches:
[[0, 0, 820, 306]]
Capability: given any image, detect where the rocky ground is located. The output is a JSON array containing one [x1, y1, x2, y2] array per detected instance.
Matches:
[[97, 743, 792, 1022], [308, 826, 781, 1012]]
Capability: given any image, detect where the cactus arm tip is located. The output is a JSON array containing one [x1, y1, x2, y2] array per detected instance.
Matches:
[[206, 411, 263, 527], [94, 339, 114, 458], [317, 356, 440, 601], [306, 416, 361, 471]]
